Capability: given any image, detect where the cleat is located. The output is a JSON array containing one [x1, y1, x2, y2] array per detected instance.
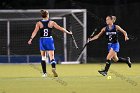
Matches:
[[127, 57, 131, 68], [42, 73, 47, 77], [98, 70, 107, 76], [52, 68, 58, 77]]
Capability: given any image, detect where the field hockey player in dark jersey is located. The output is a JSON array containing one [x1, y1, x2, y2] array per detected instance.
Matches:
[[28, 10, 72, 77], [89, 16, 131, 76]]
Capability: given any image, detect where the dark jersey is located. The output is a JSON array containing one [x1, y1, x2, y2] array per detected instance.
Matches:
[[105, 25, 118, 43], [39, 20, 52, 37]]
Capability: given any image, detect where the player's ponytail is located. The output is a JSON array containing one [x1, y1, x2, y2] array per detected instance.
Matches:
[[112, 16, 116, 23], [40, 9, 48, 18]]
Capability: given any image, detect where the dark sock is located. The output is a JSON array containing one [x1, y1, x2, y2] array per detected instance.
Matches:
[[117, 57, 128, 63], [51, 59, 56, 68], [104, 60, 111, 72], [41, 60, 46, 74]]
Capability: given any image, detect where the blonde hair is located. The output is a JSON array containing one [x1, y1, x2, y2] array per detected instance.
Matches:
[[112, 16, 116, 23]]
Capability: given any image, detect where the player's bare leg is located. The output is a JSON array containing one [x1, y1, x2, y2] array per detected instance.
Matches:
[[98, 48, 116, 76], [40, 51, 47, 77], [48, 51, 58, 77], [112, 54, 118, 62]]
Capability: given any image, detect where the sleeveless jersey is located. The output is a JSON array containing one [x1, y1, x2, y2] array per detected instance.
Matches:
[[105, 25, 118, 43], [39, 20, 52, 37]]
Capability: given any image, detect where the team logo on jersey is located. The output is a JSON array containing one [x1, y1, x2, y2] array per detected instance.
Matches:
[[106, 32, 117, 35]]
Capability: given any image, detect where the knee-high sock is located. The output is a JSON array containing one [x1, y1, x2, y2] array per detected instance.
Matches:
[[117, 57, 128, 63], [51, 59, 56, 68], [41, 60, 46, 74], [104, 60, 111, 72]]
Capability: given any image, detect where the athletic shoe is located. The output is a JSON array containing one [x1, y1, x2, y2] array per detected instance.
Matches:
[[52, 68, 58, 77], [42, 73, 47, 77], [98, 70, 107, 76], [127, 57, 132, 68]]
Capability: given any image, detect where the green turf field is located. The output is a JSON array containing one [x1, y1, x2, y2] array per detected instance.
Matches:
[[0, 63, 139, 93]]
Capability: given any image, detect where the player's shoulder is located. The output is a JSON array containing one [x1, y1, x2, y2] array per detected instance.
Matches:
[[114, 25, 121, 29], [101, 27, 106, 32], [48, 20, 56, 28], [49, 20, 57, 26], [49, 20, 55, 24], [114, 25, 119, 27], [37, 21, 41, 25], [35, 21, 41, 27]]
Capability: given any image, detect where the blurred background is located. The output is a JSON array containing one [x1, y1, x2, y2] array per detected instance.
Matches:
[[0, 0, 140, 63]]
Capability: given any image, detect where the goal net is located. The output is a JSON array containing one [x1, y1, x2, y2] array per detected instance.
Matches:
[[0, 9, 87, 64]]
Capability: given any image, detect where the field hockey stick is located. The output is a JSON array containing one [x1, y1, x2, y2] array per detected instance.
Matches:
[[77, 28, 97, 61], [128, 34, 138, 41], [69, 30, 79, 49], [71, 34, 79, 49]]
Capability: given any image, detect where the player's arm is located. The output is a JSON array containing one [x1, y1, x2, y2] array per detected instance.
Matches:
[[28, 22, 40, 44], [116, 25, 129, 41], [51, 21, 72, 34], [89, 27, 105, 41]]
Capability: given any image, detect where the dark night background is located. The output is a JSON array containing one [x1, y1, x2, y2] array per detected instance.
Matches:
[[0, 0, 140, 62]]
